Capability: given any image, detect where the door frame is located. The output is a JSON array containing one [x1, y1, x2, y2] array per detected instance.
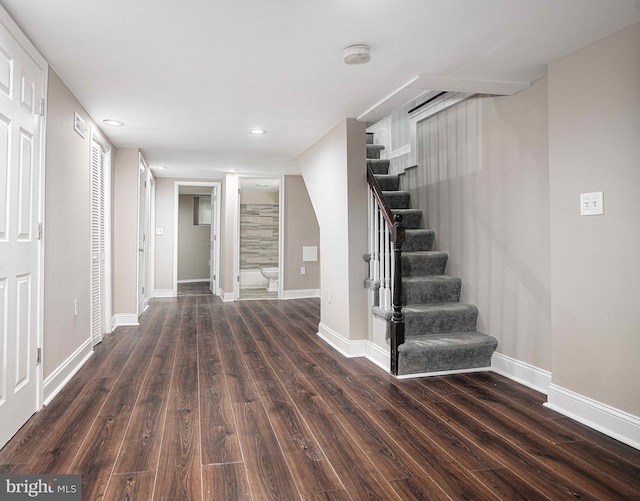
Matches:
[[172, 181, 221, 297]]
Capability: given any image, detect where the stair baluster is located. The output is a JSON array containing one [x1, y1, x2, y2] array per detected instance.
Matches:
[[367, 164, 404, 375]]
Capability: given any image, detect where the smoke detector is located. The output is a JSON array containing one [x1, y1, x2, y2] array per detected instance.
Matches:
[[343, 45, 371, 65]]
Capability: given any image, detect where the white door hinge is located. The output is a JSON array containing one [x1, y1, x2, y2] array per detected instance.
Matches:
[[37, 222, 43, 240], [40, 98, 45, 116], [36, 347, 42, 365]]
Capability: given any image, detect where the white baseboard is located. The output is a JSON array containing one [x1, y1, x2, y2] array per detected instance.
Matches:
[[43, 338, 93, 405], [112, 313, 139, 327], [220, 289, 235, 302], [365, 342, 390, 372], [491, 352, 551, 394], [154, 289, 174, 298], [317, 323, 367, 358], [177, 278, 209, 283], [283, 289, 320, 300], [545, 384, 640, 450]]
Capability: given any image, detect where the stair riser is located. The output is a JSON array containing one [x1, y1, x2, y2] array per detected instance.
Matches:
[[374, 175, 399, 191], [393, 210, 422, 229], [366, 145, 384, 159], [366, 133, 374, 145], [402, 254, 447, 276], [384, 191, 411, 209], [403, 230, 435, 252], [403, 309, 478, 336], [402, 278, 461, 304], [367, 159, 390, 175], [398, 334, 498, 375]]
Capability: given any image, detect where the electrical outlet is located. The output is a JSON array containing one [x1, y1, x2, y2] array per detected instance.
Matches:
[[580, 191, 604, 216], [300, 266, 305, 275], [155, 227, 164, 235], [74, 299, 78, 317]]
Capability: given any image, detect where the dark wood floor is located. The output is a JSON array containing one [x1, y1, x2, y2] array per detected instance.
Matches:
[[1, 297, 639, 500]]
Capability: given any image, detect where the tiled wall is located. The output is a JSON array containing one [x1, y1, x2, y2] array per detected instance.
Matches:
[[240, 203, 279, 269]]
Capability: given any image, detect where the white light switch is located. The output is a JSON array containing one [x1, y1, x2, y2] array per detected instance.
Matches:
[[580, 191, 604, 216], [300, 267, 306, 275], [155, 228, 164, 235]]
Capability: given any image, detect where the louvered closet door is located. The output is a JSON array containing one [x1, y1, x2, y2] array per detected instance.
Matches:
[[90, 140, 106, 346]]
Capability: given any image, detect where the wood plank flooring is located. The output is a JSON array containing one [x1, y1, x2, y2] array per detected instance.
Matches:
[[1, 296, 639, 500]]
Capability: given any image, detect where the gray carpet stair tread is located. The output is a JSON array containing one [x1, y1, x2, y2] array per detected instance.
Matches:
[[398, 331, 498, 374]]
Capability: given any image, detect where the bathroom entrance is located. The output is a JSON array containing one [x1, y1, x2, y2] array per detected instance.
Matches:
[[238, 177, 282, 300]]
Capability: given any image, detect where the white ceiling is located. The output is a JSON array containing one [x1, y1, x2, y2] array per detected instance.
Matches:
[[2, 0, 639, 179]]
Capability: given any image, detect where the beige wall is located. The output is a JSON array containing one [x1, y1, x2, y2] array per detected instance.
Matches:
[[43, 70, 113, 378], [177, 195, 210, 281], [283, 175, 320, 292], [298, 118, 368, 340], [548, 22, 640, 415], [113, 148, 139, 315]]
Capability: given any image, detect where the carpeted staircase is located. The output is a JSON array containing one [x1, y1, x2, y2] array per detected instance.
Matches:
[[366, 133, 498, 376]]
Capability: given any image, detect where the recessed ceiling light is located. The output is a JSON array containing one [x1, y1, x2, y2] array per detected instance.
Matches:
[[343, 45, 371, 65], [249, 128, 267, 135], [103, 119, 124, 127], [156, 165, 168, 170], [228, 169, 238, 173]]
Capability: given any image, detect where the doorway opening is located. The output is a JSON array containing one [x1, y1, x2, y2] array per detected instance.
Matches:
[[237, 177, 282, 300], [173, 182, 221, 297]]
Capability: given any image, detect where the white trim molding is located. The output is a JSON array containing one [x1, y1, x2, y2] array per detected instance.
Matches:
[[545, 384, 640, 450], [112, 313, 140, 327], [283, 289, 320, 300], [491, 352, 551, 395], [317, 323, 367, 358], [365, 342, 390, 372], [154, 289, 174, 298], [43, 339, 93, 405], [220, 289, 235, 302]]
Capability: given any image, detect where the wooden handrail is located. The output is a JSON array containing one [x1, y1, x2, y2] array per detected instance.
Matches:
[[367, 165, 405, 375]]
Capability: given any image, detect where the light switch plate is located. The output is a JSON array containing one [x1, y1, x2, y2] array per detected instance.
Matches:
[[580, 191, 604, 216]]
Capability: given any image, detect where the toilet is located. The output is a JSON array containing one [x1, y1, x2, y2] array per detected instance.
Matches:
[[260, 267, 279, 292]]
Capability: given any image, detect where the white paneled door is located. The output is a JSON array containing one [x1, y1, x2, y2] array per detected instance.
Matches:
[[0, 11, 46, 449]]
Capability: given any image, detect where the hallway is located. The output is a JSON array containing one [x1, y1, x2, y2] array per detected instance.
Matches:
[[0, 297, 638, 500]]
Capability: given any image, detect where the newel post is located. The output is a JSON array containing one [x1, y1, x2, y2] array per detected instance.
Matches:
[[390, 213, 405, 376]]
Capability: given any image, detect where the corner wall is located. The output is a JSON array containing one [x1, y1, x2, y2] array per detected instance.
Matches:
[[298, 118, 368, 352]]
